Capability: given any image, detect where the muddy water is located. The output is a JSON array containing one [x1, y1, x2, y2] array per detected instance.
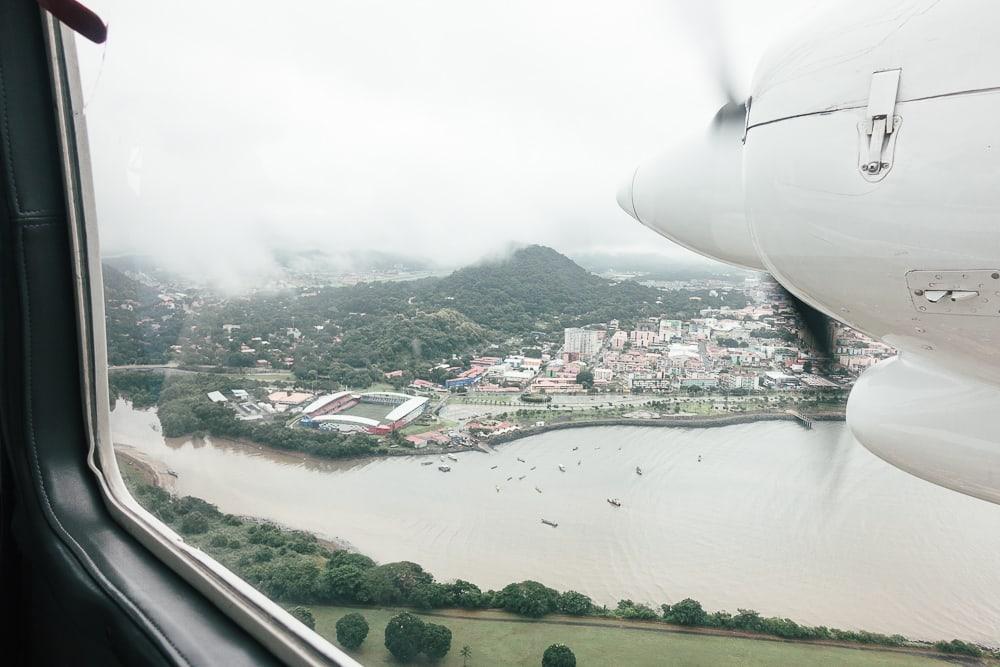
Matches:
[[111, 400, 1000, 644]]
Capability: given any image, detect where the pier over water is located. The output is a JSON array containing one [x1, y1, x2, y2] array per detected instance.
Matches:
[[786, 409, 814, 429]]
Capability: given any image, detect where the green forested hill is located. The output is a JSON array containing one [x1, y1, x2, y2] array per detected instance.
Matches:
[[422, 245, 664, 333], [103, 265, 186, 365], [107, 245, 744, 384]]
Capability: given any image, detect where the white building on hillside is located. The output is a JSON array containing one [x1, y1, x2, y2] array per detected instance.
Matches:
[[564, 328, 601, 357]]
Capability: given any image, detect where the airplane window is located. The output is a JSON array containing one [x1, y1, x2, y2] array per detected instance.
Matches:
[[73, 1, 1000, 664]]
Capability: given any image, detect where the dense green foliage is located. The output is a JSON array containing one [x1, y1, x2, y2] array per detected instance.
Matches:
[[108, 370, 165, 409], [421, 622, 453, 660], [496, 580, 561, 617], [933, 639, 982, 657], [103, 265, 186, 365], [124, 478, 980, 656], [290, 606, 316, 630], [691, 606, 910, 647], [384, 612, 425, 662], [422, 246, 666, 335], [557, 590, 593, 616], [662, 598, 707, 626], [383, 612, 451, 662], [542, 643, 577, 667], [335, 613, 368, 649], [616, 599, 658, 620]]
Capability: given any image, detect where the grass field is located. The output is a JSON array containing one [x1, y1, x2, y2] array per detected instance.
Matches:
[[307, 606, 943, 666], [339, 401, 396, 421]]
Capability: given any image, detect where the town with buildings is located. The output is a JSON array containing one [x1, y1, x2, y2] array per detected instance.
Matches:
[[395, 275, 892, 399], [131, 267, 893, 451]]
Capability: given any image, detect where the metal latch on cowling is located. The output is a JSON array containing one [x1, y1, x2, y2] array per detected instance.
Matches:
[[906, 269, 1000, 317], [858, 69, 902, 182]]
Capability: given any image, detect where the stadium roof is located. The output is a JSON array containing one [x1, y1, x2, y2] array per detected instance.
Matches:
[[385, 396, 429, 422], [362, 391, 412, 401], [302, 391, 353, 415]]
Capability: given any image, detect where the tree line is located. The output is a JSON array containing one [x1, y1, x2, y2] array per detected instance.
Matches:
[[124, 480, 988, 658]]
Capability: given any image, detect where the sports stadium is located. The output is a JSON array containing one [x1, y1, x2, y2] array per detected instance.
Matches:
[[297, 391, 428, 435]]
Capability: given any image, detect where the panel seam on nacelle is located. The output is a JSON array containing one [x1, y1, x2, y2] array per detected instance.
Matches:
[[747, 84, 1000, 134]]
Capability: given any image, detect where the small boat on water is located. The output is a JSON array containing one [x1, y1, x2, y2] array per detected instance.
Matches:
[[571, 446, 578, 451], [635, 466, 643, 476], [530, 466, 536, 471], [166, 469, 179, 478], [517, 457, 526, 463], [535, 486, 543, 494], [577, 460, 581, 466], [507, 476, 513, 481], [518, 475, 526, 480], [421, 460, 434, 466], [607, 498, 622, 507], [447, 454, 458, 461], [438, 465, 451, 472], [541, 518, 558, 528], [495, 485, 501, 493], [697, 455, 702, 462], [490, 465, 498, 470], [151, 424, 160, 432], [558, 464, 566, 472]]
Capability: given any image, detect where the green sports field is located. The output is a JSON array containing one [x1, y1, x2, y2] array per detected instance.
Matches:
[[307, 606, 945, 666]]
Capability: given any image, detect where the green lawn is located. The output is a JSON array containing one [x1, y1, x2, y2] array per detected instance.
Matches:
[[308, 606, 941, 666], [338, 401, 397, 421]]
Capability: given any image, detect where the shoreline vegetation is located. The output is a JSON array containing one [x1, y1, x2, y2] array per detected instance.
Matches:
[[110, 366, 846, 464], [115, 456, 995, 663]]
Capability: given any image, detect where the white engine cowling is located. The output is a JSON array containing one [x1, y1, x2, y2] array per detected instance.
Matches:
[[621, 0, 1000, 503], [617, 104, 764, 271]]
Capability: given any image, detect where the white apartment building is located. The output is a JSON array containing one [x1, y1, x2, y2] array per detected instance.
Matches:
[[564, 328, 601, 357]]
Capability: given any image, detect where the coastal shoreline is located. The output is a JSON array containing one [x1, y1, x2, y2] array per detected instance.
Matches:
[[486, 411, 846, 447], [115, 444, 178, 491], [117, 408, 847, 472], [114, 446, 356, 554]]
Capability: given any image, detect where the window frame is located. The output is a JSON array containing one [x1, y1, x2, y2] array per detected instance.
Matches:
[[43, 16, 360, 667]]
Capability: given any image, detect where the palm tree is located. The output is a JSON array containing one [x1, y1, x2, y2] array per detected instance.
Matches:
[[460, 645, 472, 666]]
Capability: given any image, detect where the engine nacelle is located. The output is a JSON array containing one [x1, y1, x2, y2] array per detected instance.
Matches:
[[617, 103, 763, 271], [620, 0, 1000, 503], [848, 355, 1000, 505], [745, 0, 1000, 387]]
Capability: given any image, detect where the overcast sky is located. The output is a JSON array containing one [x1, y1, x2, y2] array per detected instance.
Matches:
[[75, 0, 825, 285]]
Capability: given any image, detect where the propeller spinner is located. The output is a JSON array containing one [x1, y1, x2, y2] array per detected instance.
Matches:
[[617, 101, 763, 271]]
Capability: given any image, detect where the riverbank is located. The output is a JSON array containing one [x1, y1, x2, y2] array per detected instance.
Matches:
[[111, 401, 1000, 645], [115, 445, 177, 490], [123, 410, 847, 469], [119, 462, 989, 662], [488, 411, 846, 446], [115, 452, 357, 555], [308, 605, 980, 666]]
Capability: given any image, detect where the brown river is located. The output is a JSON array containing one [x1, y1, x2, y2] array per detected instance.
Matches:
[[111, 400, 1000, 645]]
